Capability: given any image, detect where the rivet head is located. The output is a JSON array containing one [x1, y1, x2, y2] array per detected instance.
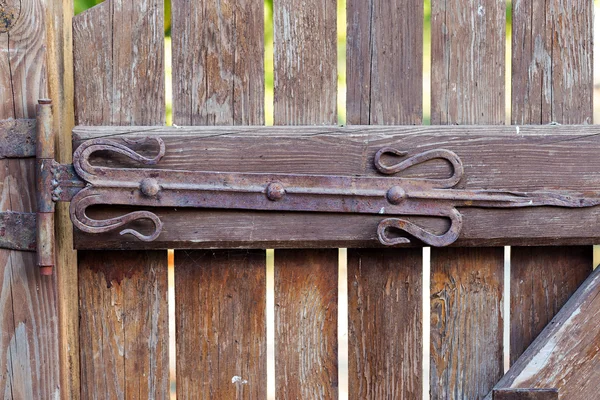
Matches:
[[140, 178, 160, 197], [386, 186, 406, 205], [266, 182, 286, 201]]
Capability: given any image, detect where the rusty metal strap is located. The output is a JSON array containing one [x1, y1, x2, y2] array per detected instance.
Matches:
[[0, 212, 36, 251], [0, 119, 36, 158]]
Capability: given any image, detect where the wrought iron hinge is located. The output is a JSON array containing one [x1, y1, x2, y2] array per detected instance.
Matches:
[[4, 100, 600, 274]]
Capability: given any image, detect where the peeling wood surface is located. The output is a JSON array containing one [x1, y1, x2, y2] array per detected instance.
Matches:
[[73, 1, 170, 397], [274, 249, 338, 399], [430, 1, 505, 398], [71, 125, 600, 249], [510, 0, 594, 366], [171, 0, 267, 396], [0, 0, 60, 397], [346, 2, 423, 397], [273, 0, 339, 397], [175, 250, 266, 399], [487, 266, 600, 399]]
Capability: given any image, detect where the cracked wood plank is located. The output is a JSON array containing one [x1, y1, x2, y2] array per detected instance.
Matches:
[[0, 0, 60, 397], [510, 0, 593, 366], [171, 0, 267, 396], [346, 0, 423, 397], [430, 1, 505, 398], [273, 0, 339, 398], [73, 1, 170, 397]]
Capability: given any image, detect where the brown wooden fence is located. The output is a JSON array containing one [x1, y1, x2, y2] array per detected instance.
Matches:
[[0, 0, 597, 398]]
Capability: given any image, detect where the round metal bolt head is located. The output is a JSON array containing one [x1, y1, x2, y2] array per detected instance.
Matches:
[[140, 178, 161, 197], [267, 182, 286, 201], [386, 186, 407, 205]]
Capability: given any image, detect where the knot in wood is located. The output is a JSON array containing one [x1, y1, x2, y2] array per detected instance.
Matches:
[[0, 2, 19, 33], [140, 178, 160, 197]]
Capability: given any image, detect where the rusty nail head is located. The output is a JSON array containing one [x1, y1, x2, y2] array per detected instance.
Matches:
[[386, 186, 407, 205], [140, 178, 161, 197], [266, 182, 286, 201]]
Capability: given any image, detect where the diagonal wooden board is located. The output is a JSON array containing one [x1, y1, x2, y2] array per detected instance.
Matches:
[[485, 266, 600, 399], [72, 124, 600, 249]]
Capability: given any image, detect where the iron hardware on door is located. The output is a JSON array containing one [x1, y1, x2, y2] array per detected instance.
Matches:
[[5, 100, 600, 274]]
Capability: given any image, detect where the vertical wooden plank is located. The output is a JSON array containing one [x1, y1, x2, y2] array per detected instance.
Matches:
[[346, 1, 423, 398], [73, 1, 169, 397], [45, 0, 79, 397], [510, 0, 593, 365], [273, 0, 338, 397], [0, 0, 60, 397], [347, 249, 422, 399], [430, 1, 505, 398], [275, 249, 338, 399], [175, 250, 266, 398], [171, 0, 267, 397]]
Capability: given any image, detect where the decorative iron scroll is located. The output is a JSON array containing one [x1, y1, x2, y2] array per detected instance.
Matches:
[[65, 137, 600, 247]]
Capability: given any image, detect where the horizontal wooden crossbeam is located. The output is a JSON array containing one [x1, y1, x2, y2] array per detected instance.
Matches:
[[71, 124, 600, 249]]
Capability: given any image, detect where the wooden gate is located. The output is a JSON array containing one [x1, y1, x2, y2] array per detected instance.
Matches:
[[1, 0, 599, 399]]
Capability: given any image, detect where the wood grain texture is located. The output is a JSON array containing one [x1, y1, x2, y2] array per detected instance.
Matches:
[[273, 0, 337, 125], [487, 266, 600, 400], [510, 247, 591, 365], [346, 0, 422, 125], [430, 1, 505, 398], [171, 0, 267, 396], [430, 248, 504, 399], [46, 0, 79, 397], [171, 0, 263, 126], [431, 0, 505, 125], [72, 125, 600, 249], [73, 1, 169, 397], [346, 2, 423, 397], [0, 0, 60, 397], [347, 249, 422, 399], [510, 0, 593, 366], [273, 0, 338, 397], [175, 250, 266, 399], [78, 251, 169, 399], [274, 249, 338, 399], [73, 0, 165, 126]]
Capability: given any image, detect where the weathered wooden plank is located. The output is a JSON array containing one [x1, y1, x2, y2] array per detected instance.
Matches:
[[73, 1, 169, 397], [510, 247, 591, 365], [78, 251, 169, 399], [346, 0, 422, 125], [46, 0, 79, 396], [273, 0, 338, 397], [430, 248, 504, 399], [510, 0, 593, 365], [175, 250, 266, 398], [171, 0, 267, 397], [71, 125, 600, 249], [486, 266, 600, 399], [346, 1, 423, 397], [430, 1, 505, 398], [172, 0, 263, 126], [347, 249, 422, 399], [274, 249, 338, 399], [0, 0, 60, 397]]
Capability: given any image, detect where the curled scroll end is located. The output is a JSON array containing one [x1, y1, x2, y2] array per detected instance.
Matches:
[[123, 136, 166, 165], [119, 211, 163, 241], [377, 209, 463, 247], [374, 147, 409, 175]]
